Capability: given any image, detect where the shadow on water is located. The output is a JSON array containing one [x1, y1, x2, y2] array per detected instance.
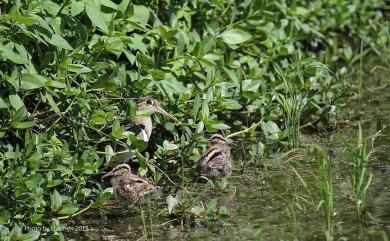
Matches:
[[65, 87, 390, 241]]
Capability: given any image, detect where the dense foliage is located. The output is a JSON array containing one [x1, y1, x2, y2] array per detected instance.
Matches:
[[0, 0, 388, 239]]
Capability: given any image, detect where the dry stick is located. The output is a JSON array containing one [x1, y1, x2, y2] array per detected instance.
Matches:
[[280, 154, 306, 166]]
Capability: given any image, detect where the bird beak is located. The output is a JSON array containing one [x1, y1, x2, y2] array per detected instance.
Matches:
[[154, 104, 178, 122], [102, 171, 114, 180]]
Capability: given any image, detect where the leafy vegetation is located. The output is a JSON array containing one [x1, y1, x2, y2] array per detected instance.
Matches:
[[0, 0, 388, 240]]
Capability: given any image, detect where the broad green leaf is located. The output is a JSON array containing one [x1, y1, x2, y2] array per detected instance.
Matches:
[[91, 110, 105, 125], [46, 79, 66, 88], [261, 121, 280, 140], [50, 190, 62, 212], [193, 94, 201, 121], [221, 99, 242, 110], [218, 29, 252, 45], [9, 94, 24, 110], [191, 205, 205, 215], [0, 211, 10, 225], [25, 173, 43, 189], [210, 123, 231, 130], [129, 5, 150, 27], [66, 64, 92, 73], [112, 120, 125, 139], [70, 1, 85, 16], [21, 230, 40, 241], [0, 97, 8, 109], [85, 1, 109, 34], [104, 145, 113, 163], [58, 203, 79, 215], [45, 93, 60, 114], [196, 121, 204, 133], [11, 14, 37, 25], [206, 199, 217, 213], [101, 0, 118, 10], [48, 34, 73, 50], [127, 100, 137, 118], [163, 140, 179, 151], [21, 74, 46, 90], [0, 45, 29, 65]]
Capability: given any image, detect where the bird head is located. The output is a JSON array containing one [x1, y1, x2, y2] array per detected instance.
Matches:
[[102, 163, 132, 179], [137, 97, 178, 122], [209, 134, 232, 145]]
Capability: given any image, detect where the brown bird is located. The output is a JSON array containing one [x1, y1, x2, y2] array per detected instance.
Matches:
[[128, 97, 178, 142], [102, 164, 161, 205], [113, 97, 178, 162], [197, 134, 233, 178]]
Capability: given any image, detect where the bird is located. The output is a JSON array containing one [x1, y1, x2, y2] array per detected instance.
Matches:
[[197, 134, 233, 178], [102, 163, 161, 205], [127, 97, 178, 142], [112, 97, 178, 162]]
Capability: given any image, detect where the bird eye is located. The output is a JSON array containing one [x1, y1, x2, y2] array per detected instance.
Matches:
[[146, 99, 153, 105]]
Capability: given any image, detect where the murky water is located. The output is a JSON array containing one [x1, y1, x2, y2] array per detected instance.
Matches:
[[65, 87, 390, 241]]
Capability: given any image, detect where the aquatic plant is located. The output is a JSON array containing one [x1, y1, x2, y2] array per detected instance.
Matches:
[[313, 146, 334, 241], [0, 0, 388, 239], [347, 124, 381, 219]]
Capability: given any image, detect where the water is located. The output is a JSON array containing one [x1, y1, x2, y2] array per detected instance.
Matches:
[[65, 87, 390, 241]]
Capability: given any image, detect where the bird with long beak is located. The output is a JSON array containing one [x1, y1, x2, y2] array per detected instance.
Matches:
[[129, 97, 178, 142], [197, 134, 233, 178], [113, 97, 178, 162], [102, 164, 161, 205]]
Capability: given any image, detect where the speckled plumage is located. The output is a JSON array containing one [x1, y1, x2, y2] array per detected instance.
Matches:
[[197, 134, 233, 178], [102, 164, 161, 205]]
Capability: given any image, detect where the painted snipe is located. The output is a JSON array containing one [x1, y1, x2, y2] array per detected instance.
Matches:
[[197, 134, 233, 178], [102, 164, 161, 205], [114, 97, 178, 162]]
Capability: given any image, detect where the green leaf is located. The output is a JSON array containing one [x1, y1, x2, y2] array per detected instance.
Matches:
[[12, 121, 36, 129], [70, 1, 85, 16], [129, 5, 150, 27], [9, 94, 24, 110], [112, 120, 125, 139], [210, 123, 231, 130], [218, 29, 252, 45], [66, 64, 92, 73], [221, 99, 242, 110], [50, 190, 63, 212], [0, 45, 29, 65], [85, 1, 109, 34], [11, 14, 37, 25], [25, 173, 43, 189], [163, 140, 179, 151], [261, 121, 280, 140], [0, 211, 11, 225], [21, 230, 40, 241], [58, 203, 79, 215], [48, 34, 73, 50], [206, 199, 217, 213], [21, 74, 46, 90], [45, 93, 60, 114], [0, 97, 8, 109], [46, 79, 66, 88], [193, 94, 201, 121]]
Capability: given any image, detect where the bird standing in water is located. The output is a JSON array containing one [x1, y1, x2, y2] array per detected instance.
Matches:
[[113, 97, 178, 162], [197, 134, 233, 178], [102, 164, 161, 205]]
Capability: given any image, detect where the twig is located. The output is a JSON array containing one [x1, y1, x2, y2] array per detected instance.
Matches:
[[226, 119, 263, 138]]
